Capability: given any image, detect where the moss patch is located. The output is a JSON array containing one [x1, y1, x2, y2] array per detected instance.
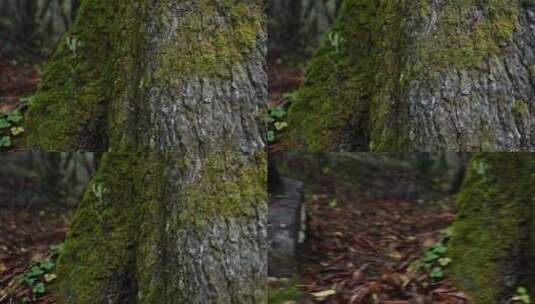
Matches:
[[24, 0, 121, 150], [55, 150, 165, 303], [153, 0, 264, 84], [286, 0, 520, 151], [55, 147, 266, 302], [176, 150, 267, 228], [268, 276, 302, 304], [25, 0, 264, 149], [448, 154, 535, 303], [415, 0, 518, 74]]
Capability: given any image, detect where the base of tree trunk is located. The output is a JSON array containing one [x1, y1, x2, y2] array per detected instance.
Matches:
[[55, 149, 267, 304], [449, 154, 535, 303]]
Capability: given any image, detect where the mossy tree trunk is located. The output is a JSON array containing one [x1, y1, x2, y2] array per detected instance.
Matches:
[[287, 0, 535, 151], [448, 154, 535, 303], [25, 0, 267, 303]]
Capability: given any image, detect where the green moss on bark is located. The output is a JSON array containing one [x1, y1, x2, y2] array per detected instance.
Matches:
[[55, 147, 266, 303], [154, 0, 264, 84], [286, 0, 520, 151], [24, 0, 264, 150], [176, 150, 266, 228], [24, 0, 117, 150], [415, 0, 518, 74], [448, 154, 535, 303], [55, 150, 165, 303]]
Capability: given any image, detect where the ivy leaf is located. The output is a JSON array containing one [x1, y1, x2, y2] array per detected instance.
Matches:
[[269, 108, 287, 120], [514, 287, 531, 304], [29, 266, 44, 277], [7, 110, 22, 123], [432, 243, 447, 254], [11, 126, 24, 135], [40, 259, 55, 271], [32, 282, 46, 294], [430, 267, 444, 279], [274, 121, 288, 131], [423, 251, 439, 262], [0, 118, 11, 129], [438, 257, 452, 266], [266, 131, 276, 143], [0, 136, 11, 147], [44, 273, 57, 283]]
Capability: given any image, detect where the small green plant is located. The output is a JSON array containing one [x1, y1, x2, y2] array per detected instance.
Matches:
[[512, 287, 532, 304], [420, 237, 451, 280], [0, 109, 24, 149], [266, 106, 288, 143], [16, 258, 56, 296], [66, 36, 82, 56], [15, 244, 63, 298], [328, 31, 345, 54], [92, 182, 106, 204]]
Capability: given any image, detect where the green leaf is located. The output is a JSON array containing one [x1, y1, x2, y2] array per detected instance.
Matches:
[[32, 282, 46, 294], [44, 273, 57, 283], [267, 131, 276, 143], [269, 108, 287, 120], [514, 287, 531, 303], [7, 110, 22, 123], [438, 257, 452, 266], [0, 136, 12, 147], [274, 121, 288, 131], [40, 259, 55, 271], [10, 126, 24, 135], [29, 266, 44, 277], [430, 267, 444, 279], [0, 118, 11, 129], [432, 243, 447, 254], [22, 276, 35, 285], [423, 251, 440, 262]]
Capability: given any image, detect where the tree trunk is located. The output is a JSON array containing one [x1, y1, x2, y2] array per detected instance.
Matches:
[[448, 153, 535, 303], [24, 0, 267, 303], [25, 0, 266, 151], [57, 150, 267, 304], [287, 0, 535, 152]]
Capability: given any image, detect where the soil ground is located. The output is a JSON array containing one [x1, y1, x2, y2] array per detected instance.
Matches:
[[0, 202, 69, 303]]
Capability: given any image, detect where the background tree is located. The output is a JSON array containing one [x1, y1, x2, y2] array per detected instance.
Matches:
[[0, 0, 79, 56], [448, 153, 535, 303], [287, 0, 535, 151], [24, 0, 267, 303], [0, 152, 96, 208], [268, 0, 341, 59]]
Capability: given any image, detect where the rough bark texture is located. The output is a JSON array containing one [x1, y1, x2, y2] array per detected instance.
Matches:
[[25, 0, 266, 151], [58, 150, 267, 304], [25, 0, 268, 303], [287, 0, 535, 152], [448, 154, 535, 303]]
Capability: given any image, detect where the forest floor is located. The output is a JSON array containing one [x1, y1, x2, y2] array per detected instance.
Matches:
[[269, 174, 469, 304], [0, 202, 68, 304], [0, 26, 42, 152], [267, 52, 304, 153]]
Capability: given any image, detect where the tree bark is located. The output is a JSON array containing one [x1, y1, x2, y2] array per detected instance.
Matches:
[[57, 150, 267, 304], [24, 0, 267, 303], [287, 0, 535, 152], [25, 0, 266, 152], [448, 153, 535, 303]]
